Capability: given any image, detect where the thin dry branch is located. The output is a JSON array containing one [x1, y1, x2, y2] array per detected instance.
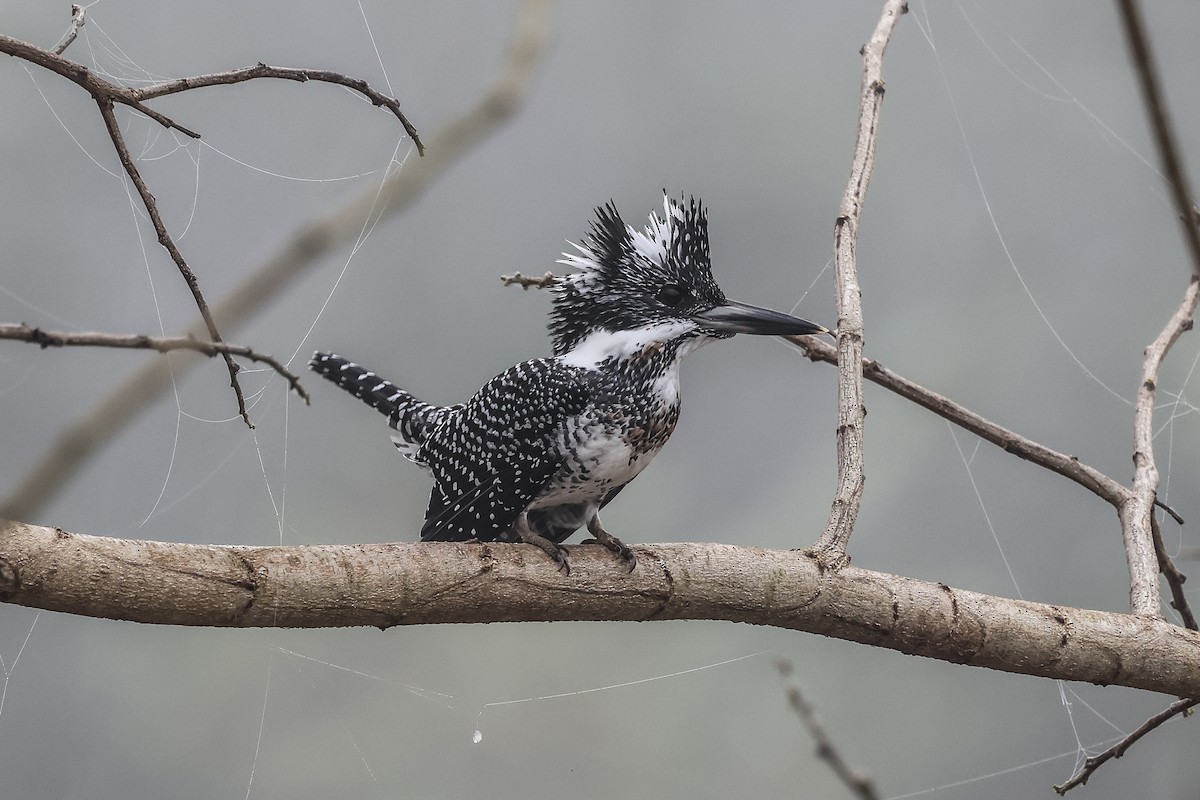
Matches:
[[1124, 276, 1199, 616], [95, 99, 251, 425], [0, 28, 424, 428], [1152, 514, 1196, 629], [501, 271, 558, 290], [52, 4, 85, 56], [1115, 0, 1200, 279], [792, 279, 1200, 624], [130, 64, 423, 155], [3, 519, 1200, 699], [0, 0, 553, 522], [1054, 697, 1198, 794], [813, 0, 907, 565], [0, 323, 310, 404], [777, 659, 879, 800], [789, 335, 1131, 507]]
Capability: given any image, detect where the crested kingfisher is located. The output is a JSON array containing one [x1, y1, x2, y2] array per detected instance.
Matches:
[[310, 195, 827, 574]]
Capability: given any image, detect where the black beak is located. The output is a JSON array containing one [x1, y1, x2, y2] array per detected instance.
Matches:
[[694, 300, 828, 336]]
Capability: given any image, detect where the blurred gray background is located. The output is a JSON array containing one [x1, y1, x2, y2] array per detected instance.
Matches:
[[2, 1, 1199, 798]]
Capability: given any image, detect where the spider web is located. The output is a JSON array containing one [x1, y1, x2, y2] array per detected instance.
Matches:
[[0, 2, 1198, 799]]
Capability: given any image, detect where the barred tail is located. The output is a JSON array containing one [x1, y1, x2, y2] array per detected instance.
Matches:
[[308, 352, 448, 461]]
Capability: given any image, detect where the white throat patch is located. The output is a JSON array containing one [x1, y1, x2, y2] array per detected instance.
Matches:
[[559, 321, 708, 370]]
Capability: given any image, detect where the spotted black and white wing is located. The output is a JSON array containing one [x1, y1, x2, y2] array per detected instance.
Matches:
[[419, 358, 592, 542]]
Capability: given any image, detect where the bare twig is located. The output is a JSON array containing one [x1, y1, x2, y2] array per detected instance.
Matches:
[[789, 335, 1132, 508], [0, 0, 554, 521], [2, 34, 197, 139], [96, 99, 252, 426], [1151, 514, 1196, 630], [52, 4, 85, 56], [500, 271, 558, 289], [131, 64, 423, 155], [777, 659, 879, 800], [0, 29, 425, 427], [1115, 0, 1200, 279], [1054, 697, 1198, 794], [1155, 498, 1185, 526], [0, 324, 310, 404], [812, 0, 907, 566], [0, 35, 420, 151], [1124, 276, 1200, 615]]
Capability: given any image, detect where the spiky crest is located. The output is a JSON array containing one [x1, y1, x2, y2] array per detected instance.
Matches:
[[550, 194, 726, 355]]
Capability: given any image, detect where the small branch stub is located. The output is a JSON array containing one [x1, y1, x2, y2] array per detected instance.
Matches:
[[500, 271, 558, 290], [53, 5, 86, 56]]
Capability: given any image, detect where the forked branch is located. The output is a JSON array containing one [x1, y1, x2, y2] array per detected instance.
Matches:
[[0, 27, 423, 426], [0, 324, 310, 404], [1124, 276, 1199, 616], [0, 0, 553, 521], [1054, 697, 1198, 794]]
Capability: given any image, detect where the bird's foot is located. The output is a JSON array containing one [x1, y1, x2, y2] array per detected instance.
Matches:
[[582, 536, 637, 572], [585, 516, 637, 572], [516, 525, 571, 575]]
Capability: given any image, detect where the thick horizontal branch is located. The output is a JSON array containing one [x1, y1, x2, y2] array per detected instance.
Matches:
[[2, 519, 1198, 699], [0, 323, 310, 404]]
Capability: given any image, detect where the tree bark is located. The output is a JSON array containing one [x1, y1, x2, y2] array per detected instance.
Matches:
[[3, 518, 1197, 698]]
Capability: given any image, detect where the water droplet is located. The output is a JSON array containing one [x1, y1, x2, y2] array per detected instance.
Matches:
[[472, 729, 483, 744]]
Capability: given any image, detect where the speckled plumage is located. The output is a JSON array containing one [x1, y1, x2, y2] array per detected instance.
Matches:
[[310, 195, 827, 573]]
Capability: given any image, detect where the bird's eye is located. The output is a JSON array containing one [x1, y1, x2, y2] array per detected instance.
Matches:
[[656, 284, 688, 307]]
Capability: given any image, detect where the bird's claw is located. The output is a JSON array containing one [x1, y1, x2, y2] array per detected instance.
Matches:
[[549, 545, 571, 576], [583, 536, 637, 572]]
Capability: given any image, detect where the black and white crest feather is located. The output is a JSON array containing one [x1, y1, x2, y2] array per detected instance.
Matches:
[[550, 194, 728, 356]]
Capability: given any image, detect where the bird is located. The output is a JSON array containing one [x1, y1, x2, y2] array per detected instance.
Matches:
[[309, 194, 827, 574]]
